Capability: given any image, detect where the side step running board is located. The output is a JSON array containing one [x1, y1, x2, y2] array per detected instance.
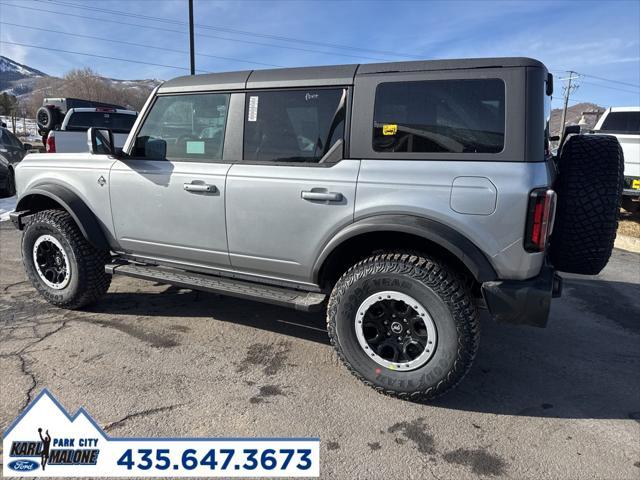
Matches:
[[105, 264, 326, 312]]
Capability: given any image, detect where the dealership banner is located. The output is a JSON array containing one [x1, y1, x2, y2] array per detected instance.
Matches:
[[3, 390, 319, 477]]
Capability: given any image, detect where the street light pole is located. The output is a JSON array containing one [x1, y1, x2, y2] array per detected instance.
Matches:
[[189, 0, 195, 75]]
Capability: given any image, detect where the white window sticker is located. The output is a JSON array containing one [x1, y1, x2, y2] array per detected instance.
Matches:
[[248, 96, 259, 122]]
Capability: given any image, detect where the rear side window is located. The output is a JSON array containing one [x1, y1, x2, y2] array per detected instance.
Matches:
[[373, 79, 505, 154], [243, 89, 345, 163], [600, 111, 640, 133], [66, 112, 137, 133], [134, 93, 230, 161]]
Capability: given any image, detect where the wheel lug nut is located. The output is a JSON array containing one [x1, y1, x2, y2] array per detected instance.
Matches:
[[386, 333, 390, 336], [397, 337, 402, 341]]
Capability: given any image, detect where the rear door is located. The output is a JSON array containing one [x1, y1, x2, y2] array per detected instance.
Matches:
[[225, 87, 359, 286], [109, 92, 237, 269]]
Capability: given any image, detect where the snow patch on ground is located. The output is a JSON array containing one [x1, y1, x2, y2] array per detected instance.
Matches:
[[0, 196, 17, 221]]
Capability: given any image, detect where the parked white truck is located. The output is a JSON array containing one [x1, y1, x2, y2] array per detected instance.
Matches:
[[591, 106, 640, 212], [45, 107, 137, 153]]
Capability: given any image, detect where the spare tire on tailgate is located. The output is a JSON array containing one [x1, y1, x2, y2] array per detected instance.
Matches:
[[549, 134, 624, 275], [36, 105, 60, 131]]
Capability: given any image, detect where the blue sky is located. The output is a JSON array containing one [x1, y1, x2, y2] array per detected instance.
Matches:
[[1, 0, 639, 109]]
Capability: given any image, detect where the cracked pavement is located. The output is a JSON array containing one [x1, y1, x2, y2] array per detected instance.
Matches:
[[1, 221, 639, 479]]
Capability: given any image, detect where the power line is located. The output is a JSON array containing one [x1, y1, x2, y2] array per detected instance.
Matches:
[[0, 2, 389, 62], [550, 68, 640, 90], [0, 40, 207, 73], [579, 80, 640, 95], [580, 72, 640, 89], [0, 22, 283, 68], [37, 0, 423, 59]]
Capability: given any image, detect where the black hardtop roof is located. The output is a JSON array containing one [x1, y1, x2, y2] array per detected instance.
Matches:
[[158, 57, 545, 93]]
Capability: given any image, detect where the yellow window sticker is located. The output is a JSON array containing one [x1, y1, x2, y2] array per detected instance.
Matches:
[[632, 179, 640, 190], [382, 124, 398, 136]]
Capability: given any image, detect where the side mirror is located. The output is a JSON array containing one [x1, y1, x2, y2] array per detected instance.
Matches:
[[23, 143, 33, 150], [146, 138, 167, 160], [88, 128, 114, 155], [546, 73, 554, 96]]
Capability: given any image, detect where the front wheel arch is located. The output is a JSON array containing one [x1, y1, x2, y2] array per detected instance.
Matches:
[[16, 186, 108, 250]]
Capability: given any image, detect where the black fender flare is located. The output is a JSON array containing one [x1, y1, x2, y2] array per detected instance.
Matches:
[[16, 184, 109, 250], [313, 214, 498, 283]]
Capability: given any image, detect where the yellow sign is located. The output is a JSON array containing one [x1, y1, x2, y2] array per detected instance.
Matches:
[[382, 124, 398, 136], [632, 179, 640, 190]]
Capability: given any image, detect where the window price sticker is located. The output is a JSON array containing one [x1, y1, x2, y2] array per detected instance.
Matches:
[[4, 390, 319, 477]]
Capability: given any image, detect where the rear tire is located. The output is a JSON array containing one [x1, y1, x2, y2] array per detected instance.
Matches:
[[22, 209, 111, 309], [550, 135, 624, 275], [327, 253, 479, 401]]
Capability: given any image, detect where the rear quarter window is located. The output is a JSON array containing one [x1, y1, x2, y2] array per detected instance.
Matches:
[[600, 111, 640, 133], [66, 112, 137, 133], [373, 78, 505, 154]]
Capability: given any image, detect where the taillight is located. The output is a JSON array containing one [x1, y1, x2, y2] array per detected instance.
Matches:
[[46, 135, 56, 153], [524, 188, 556, 252]]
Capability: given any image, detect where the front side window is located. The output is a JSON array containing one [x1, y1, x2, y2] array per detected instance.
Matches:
[[243, 89, 345, 163], [134, 93, 230, 161], [373, 79, 505, 154]]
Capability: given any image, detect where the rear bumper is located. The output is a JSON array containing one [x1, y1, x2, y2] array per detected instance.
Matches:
[[481, 266, 562, 328]]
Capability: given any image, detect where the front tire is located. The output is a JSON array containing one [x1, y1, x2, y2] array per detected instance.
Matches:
[[22, 209, 111, 309], [327, 253, 479, 401]]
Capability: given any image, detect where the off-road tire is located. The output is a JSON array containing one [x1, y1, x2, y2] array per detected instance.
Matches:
[[22, 209, 111, 309], [36, 105, 60, 132], [550, 135, 624, 275], [327, 252, 479, 401]]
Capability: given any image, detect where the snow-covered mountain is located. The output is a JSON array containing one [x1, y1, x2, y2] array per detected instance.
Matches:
[[0, 56, 48, 96], [0, 55, 48, 78], [0, 56, 161, 113]]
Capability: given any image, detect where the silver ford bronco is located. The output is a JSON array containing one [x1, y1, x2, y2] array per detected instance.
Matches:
[[10, 58, 623, 400]]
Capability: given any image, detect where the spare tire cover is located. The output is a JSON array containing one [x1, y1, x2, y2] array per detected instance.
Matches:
[[549, 134, 624, 275]]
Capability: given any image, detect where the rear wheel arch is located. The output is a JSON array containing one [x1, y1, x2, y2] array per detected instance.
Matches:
[[314, 215, 497, 289], [16, 186, 109, 251]]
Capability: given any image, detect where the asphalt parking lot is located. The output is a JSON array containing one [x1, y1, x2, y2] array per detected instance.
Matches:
[[1, 221, 639, 479]]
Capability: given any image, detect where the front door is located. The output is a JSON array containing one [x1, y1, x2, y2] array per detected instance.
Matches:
[[225, 87, 359, 285], [110, 92, 233, 269]]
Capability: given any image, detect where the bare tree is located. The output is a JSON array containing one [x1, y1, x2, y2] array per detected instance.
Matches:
[[26, 68, 154, 116]]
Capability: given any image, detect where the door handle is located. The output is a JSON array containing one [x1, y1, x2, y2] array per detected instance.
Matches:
[[301, 190, 343, 202], [184, 182, 217, 193]]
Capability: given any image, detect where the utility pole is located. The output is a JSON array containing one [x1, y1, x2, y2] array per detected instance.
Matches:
[[188, 0, 195, 75], [559, 71, 580, 136]]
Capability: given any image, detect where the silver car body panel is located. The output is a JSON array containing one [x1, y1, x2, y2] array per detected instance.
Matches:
[[355, 160, 550, 280], [109, 159, 231, 268], [15, 153, 116, 241], [225, 160, 360, 283]]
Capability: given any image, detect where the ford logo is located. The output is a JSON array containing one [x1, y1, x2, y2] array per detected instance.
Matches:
[[8, 459, 39, 471]]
